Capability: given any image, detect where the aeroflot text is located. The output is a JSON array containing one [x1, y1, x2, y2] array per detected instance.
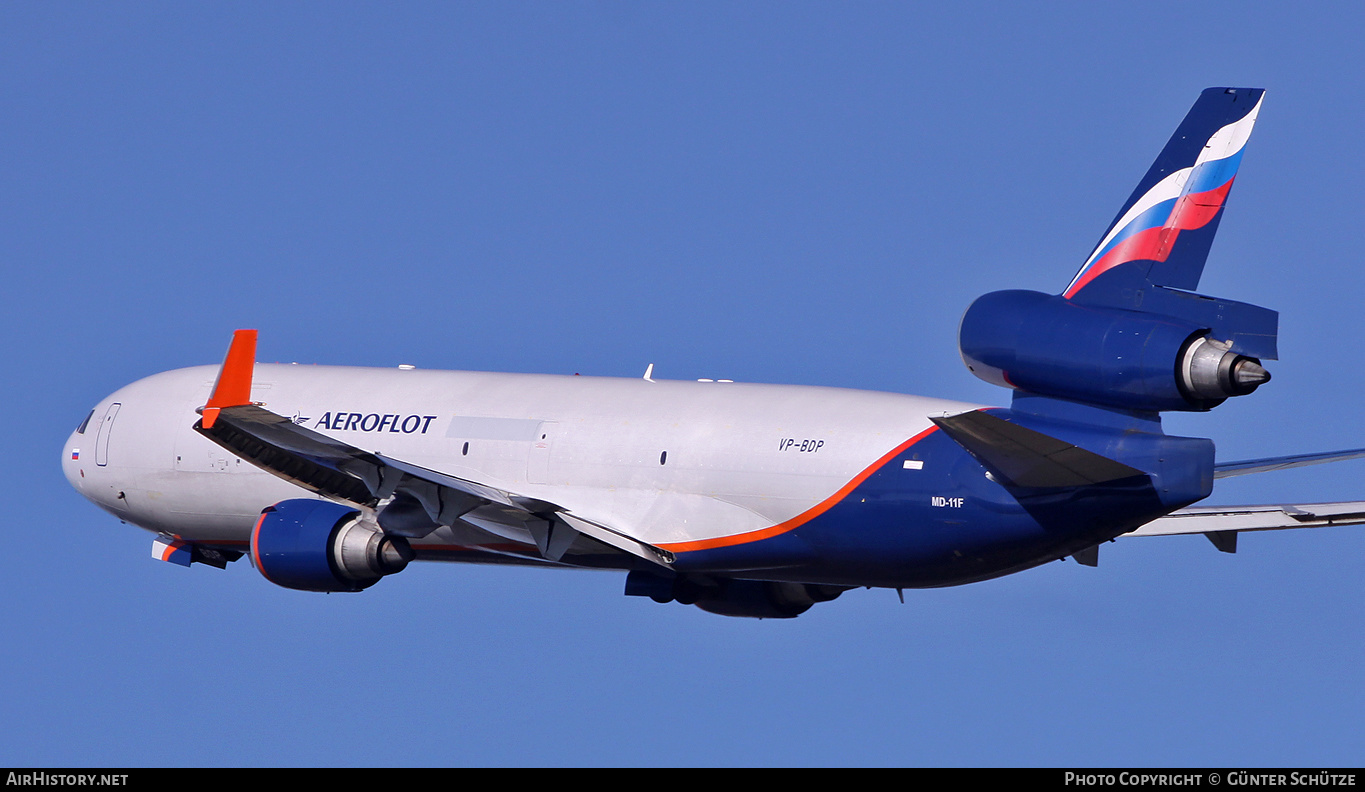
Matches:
[[314, 413, 438, 434]]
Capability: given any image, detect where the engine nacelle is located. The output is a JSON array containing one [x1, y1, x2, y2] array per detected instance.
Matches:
[[959, 290, 1270, 412], [252, 499, 414, 592]]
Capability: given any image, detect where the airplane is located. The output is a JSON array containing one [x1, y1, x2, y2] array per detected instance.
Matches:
[[62, 87, 1365, 618]]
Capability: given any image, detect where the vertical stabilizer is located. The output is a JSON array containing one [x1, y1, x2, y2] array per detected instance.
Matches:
[[1063, 88, 1264, 302]]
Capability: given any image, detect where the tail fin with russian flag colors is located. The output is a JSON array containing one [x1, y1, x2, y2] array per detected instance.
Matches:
[[1064, 87, 1264, 303]]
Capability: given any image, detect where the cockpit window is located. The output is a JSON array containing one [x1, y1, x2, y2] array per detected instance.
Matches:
[[77, 409, 94, 434]]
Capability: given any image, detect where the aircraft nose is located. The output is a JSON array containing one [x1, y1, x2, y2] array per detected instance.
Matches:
[[62, 403, 125, 514]]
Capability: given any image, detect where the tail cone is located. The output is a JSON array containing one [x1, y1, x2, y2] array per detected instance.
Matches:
[[1233, 359, 1271, 390]]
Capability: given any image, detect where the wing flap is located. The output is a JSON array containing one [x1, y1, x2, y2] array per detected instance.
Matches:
[[560, 512, 676, 566], [372, 452, 521, 508]]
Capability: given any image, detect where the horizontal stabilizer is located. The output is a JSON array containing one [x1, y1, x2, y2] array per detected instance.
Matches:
[[930, 410, 1146, 489], [1214, 447, 1365, 479], [1127, 501, 1365, 537]]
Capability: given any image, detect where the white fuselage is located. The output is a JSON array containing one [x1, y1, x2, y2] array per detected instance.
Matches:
[[64, 363, 980, 557]]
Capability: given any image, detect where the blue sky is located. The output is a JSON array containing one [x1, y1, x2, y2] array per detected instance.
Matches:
[[6, 2, 1365, 767]]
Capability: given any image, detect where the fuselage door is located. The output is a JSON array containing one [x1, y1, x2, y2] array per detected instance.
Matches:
[[94, 402, 121, 467], [528, 421, 558, 484]]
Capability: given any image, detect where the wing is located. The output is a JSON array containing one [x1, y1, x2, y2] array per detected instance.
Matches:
[[194, 330, 675, 570]]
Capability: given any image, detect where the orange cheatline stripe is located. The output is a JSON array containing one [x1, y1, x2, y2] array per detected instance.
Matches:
[[159, 540, 183, 562], [657, 424, 941, 553], [250, 511, 270, 581], [205, 329, 258, 410]]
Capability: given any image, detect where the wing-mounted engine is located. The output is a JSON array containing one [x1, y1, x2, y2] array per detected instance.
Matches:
[[959, 289, 1275, 412], [252, 498, 413, 592]]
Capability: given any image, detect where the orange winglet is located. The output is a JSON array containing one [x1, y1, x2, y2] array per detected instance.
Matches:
[[201, 329, 258, 429]]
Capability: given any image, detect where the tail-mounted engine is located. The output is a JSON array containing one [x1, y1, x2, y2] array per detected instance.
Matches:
[[252, 499, 414, 592], [959, 289, 1276, 412]]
